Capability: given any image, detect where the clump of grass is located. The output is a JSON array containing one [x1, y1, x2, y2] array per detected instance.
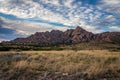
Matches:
[[104, 57, 118, 64], [14, 60, 29, 69]]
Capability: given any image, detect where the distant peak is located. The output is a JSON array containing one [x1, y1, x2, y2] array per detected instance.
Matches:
[[76, 26, 81, 28], [75, 26, 86, 31], [51, 30, 59, 32], [51, 30, 63, 33]]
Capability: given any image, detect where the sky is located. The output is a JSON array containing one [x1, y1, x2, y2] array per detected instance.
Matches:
[[0, 0, 120, 42]]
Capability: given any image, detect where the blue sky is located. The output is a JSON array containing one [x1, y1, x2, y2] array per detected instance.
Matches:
[[0, 0, 120, 42]]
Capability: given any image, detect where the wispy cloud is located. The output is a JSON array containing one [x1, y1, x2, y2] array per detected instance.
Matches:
[[0, 17, 70, 35], [0, 0, 104, 27], [109, 26, 120, 31], [98, 0, 120, 15]]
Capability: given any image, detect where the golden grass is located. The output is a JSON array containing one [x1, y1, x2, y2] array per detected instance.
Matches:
[[14, 60, 29, 69], [0, 50, 120, 80]]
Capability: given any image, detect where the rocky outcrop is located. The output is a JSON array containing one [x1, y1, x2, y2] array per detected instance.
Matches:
[[94, 32, 120, 44], [63, 26, 94, 43]]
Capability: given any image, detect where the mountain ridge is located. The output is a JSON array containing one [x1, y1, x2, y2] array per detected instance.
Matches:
[[2, 26, 120, 45]]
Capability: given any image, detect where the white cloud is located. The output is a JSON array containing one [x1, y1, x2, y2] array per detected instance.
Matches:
[[98, 0, 120, 14], [40, 0, 60, 6], [0, 0, 104, 27], [85, 26, 104, 33], [0, 39, 4, 42], [109, 26, 120, 31], [0, 0, 69, 24], [101, 0, 120, 5], [16, 30, 29, 36], [0, 17, 70, 36], [96, 15, 117, 27], [63, 0, 74, 8], [0, 38, 10, 42], [0, 0, 119, 35], [95, 0, 120, 27]]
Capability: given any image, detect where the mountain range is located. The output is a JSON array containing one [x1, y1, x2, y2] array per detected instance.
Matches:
[[2, 26, 120, 45]]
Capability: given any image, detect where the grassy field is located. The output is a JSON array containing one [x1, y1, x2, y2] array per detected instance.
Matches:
[[0, 50, 120, 80]]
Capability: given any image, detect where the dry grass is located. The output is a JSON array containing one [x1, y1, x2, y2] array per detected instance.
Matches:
[[0, 50, 120, 80]]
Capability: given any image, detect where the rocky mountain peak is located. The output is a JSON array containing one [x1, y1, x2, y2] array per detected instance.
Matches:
[[75, 26, 86, 31]]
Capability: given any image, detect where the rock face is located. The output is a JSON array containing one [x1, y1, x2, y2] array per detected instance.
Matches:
[[94, 32, 120, 44], [2, 26, 120, 45], [64, 27, 94, 43]]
